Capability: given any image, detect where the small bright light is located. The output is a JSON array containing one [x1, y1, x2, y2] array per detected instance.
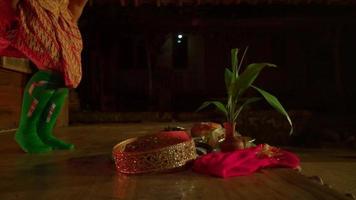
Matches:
[[177, 40, 182, 43], [178, 34, 183, 39]]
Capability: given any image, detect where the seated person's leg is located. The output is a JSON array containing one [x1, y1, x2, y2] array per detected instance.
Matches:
[[15, 70, 61, 153], [37, 88, 74, 150]]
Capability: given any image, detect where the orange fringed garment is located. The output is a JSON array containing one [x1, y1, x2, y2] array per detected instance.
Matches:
[[0, 0, 83, 88]]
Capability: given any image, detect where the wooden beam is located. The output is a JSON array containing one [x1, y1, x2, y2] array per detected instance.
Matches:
[[0, 57, 32, 74]]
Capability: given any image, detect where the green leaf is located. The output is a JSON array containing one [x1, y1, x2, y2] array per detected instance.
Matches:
[[252, 85, 293, 135], [196, 101, 228, 116], [233, 97, 261, 121], [231, 48, 238, 76], [225, 68, 233, 91], [237, 47, 248, 75], [235, 63, 276, 96]]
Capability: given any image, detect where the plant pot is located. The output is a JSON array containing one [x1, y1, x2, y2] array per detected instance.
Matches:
[[220, 122, 244, 152]]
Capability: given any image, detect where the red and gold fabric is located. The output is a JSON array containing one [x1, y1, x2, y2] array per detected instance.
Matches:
[[0, 0, 83, 88]]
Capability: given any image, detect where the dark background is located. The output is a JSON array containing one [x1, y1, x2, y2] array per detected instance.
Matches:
[[71, 2, 356, 147], [78, 4, 356, 113]]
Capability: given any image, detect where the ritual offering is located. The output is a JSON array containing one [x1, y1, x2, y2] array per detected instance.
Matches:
[[191, 122, 224, 148], [112, 129, 197, 174], [191, 122, 222, 137], [197, 48, 293, 152]]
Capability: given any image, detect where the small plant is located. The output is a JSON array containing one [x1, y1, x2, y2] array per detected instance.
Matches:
[[198, 48, 293, 142]]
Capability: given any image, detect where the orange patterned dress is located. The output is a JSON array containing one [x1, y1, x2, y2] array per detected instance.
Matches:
[[0, 0, 83, 88]]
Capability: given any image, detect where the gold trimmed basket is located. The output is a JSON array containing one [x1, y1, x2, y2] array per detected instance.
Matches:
[[112, 131, 197, 174]]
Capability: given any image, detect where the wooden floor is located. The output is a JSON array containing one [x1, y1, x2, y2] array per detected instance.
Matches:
[[0, 122, 354, 200]]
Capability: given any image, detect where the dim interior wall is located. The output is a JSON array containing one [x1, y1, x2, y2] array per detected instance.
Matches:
[[187, 34, 205, 92], [155, 33, 205, 91], [78, 5, 356, 113], [156, 33, 173, 70], [152, 33, 206, 110]]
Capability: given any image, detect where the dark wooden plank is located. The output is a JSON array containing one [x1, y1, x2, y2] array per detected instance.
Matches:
[[0, 57, 32, 74]]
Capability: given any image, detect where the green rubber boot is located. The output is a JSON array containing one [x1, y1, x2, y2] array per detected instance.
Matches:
[[37, 88, 74, 150], [14, 71, 58, 153]]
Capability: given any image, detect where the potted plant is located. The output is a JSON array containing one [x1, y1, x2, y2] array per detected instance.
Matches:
[[198, 48, 293, 152]]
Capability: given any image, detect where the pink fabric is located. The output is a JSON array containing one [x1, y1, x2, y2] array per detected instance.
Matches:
[[193, 144, 300, 178]]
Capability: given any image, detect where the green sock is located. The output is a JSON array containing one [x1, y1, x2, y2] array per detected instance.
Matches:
[[15, 71, 58, 153], [37, 88, 74, 150]]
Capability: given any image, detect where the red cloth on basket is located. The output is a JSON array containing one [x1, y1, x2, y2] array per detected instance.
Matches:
[[193, 144, 300, 178]]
